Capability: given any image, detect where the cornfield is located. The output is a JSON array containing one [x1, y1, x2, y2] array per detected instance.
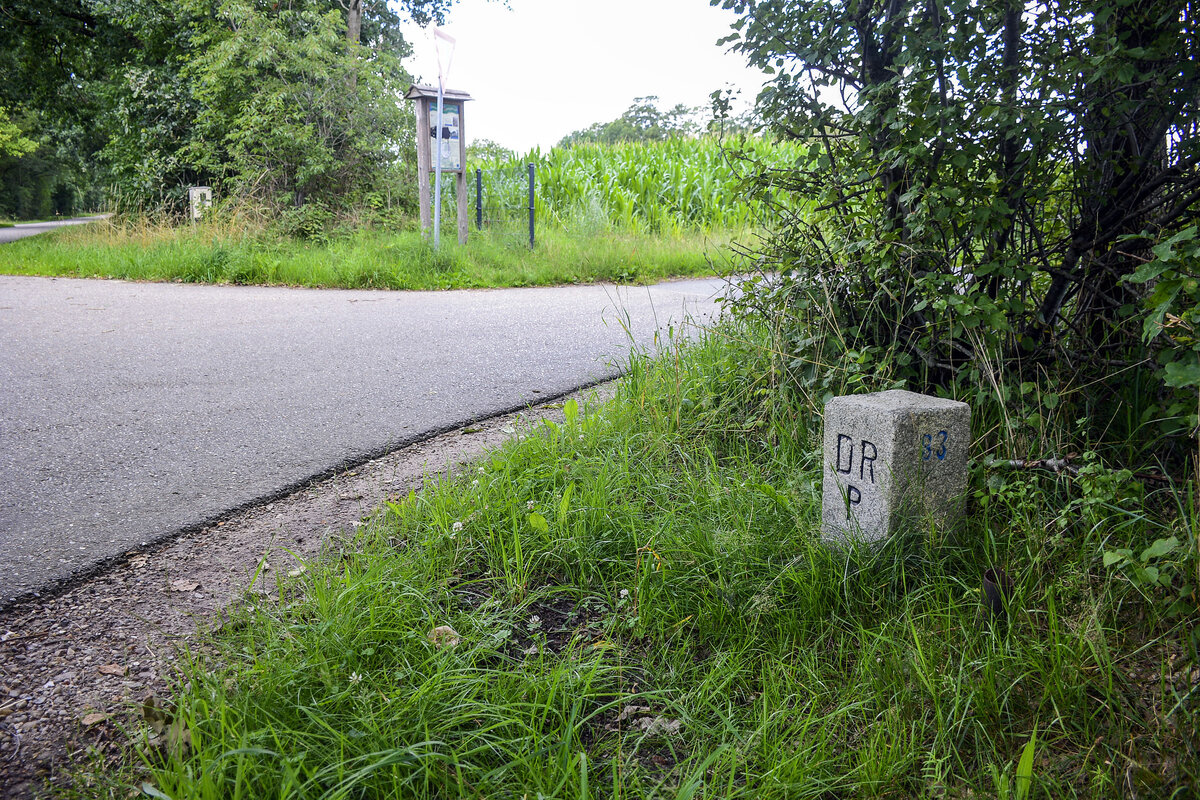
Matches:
[[468, 136, 806, 234]]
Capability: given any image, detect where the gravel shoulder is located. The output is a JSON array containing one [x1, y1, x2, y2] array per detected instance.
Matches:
[[0, 384, 613, 798]]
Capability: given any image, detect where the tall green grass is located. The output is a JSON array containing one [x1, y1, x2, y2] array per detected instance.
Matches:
[[67, 321, 1199, 798], [0, 216, 738, 289]]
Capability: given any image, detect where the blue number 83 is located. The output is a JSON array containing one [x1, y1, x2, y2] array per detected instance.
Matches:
[[922, 431, 949, 461]]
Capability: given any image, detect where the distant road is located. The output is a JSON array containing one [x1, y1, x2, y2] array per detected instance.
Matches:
[[0, 275, 728, 603], [0, 216, 107, 244]]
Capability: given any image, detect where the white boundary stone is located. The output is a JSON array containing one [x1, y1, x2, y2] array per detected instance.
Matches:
[[188, 186, 213, 221], [821, 389, 970, 543]]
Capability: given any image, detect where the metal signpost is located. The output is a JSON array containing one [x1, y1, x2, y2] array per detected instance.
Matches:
[[404, 28, 471, 248], [432, 28, 454, 250]]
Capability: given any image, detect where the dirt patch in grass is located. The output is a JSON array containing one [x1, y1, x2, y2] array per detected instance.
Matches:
[[0, 383, 614, 799]]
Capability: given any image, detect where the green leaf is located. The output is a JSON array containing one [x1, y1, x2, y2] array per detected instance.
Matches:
[[757, 482, 792, 511], [564, 398, 579, 425], [1142, 278, 1184, 341], [1015, 727, 1037, 800], [1164, 357, 1200, 388], [527, 513, 549, 534], [1126, 259, 1176, 285], [1150, 225, 1198, 262], [1140, 536, 1179, 562], [1103, 550, 1128, 567], [557, 483, 575, 524], [142, 785, 175, 800]]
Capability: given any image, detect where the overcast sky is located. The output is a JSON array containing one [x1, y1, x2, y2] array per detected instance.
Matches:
[[398, 0, 768, 153]]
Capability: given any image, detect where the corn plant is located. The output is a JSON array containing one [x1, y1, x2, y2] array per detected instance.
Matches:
[[469, 136, 806, 234]]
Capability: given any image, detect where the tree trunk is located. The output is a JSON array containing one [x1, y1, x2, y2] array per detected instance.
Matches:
[[1035, 0, 1187, 346], [347, 0, 361, 45], [346, 0, 361, 90]]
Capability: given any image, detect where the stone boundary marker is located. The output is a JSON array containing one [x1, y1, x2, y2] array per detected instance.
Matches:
[[822, 389, 971, 543]]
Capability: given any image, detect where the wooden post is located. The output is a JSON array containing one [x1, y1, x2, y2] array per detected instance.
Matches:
[[414, 97, 432, 235], [455, 125, 468, 243], [456, 172, 468, 244]]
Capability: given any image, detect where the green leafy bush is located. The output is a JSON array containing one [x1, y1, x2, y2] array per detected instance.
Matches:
[[722, 0, 1200, 462]]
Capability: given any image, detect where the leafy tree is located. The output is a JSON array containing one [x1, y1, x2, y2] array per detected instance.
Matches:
[[0, 102, 95, 219], [0, 108, 36, 159], [0, 0, 461, 217], [0, 0, 121, 216], [466, 137, 516, 164], [706, 86, 761, 137], [181, 0, 412, 210], [721, 0, 1200, 451], [559, 96, 704, 146]]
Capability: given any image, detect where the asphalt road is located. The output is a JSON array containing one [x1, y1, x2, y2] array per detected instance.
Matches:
[[0, 275, 727, 602], [0, 216, 107, 244]]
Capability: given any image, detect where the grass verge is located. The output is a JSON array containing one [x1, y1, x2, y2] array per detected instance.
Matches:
[[0, 216, 735, 290], [65, 322, 1198, 798]]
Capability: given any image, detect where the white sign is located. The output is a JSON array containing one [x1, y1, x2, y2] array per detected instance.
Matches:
[[428, 99, 462, 172]]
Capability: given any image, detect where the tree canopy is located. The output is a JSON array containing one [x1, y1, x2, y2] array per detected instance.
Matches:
[[722, 0, 1200, 451], [0, 108, 36, 159], [0, 0, 458, 219], [558, 96, 704, 147]]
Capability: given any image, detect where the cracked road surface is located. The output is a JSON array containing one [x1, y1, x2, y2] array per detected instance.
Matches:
[[0, 275, 726, 603]]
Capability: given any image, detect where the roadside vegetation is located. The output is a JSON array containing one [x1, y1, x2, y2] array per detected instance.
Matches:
[[63, 319, 1198, 798], [0, 213, 734, 291], [0, 133, 796, 290], [482, 135, 802, 235], [1, 0, 776, 288]]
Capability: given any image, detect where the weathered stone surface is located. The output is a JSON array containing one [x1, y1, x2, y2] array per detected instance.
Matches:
[[821, 389, 970, 543]]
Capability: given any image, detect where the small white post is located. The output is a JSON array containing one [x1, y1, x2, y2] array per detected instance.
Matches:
[[187, 186, 212, 222]]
